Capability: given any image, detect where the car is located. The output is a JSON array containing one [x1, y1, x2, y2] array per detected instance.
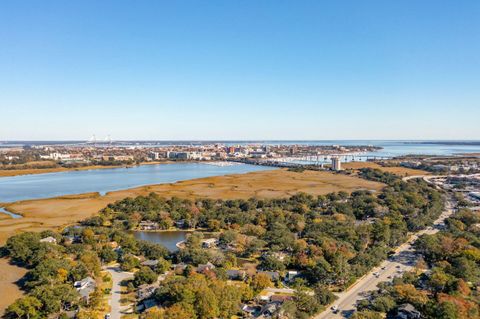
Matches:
[[331, 305, 339, 313], [381, 266, 386, 270], [105, 314, 110, 319], [396, 265, 401, 269]]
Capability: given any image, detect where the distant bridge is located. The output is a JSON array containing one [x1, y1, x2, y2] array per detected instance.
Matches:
[[270, 154, 393, 166], [228, 154, 393, 168]]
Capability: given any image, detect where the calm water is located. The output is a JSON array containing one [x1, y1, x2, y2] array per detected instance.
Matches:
[[0, 207, 22, 218], [0, 163, 273, 203], [1, 141, 480, 204], [134, 231, 190, 252]]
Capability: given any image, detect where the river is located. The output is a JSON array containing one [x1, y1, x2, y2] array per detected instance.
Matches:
[[0, 162, 273, 203]]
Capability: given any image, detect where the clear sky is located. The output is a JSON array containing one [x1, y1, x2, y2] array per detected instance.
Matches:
[[1, 1, 479, 140]]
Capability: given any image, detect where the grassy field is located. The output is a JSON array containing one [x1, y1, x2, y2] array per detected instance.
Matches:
[[0, 258, 28, 315], [342, 161, 429, 177]]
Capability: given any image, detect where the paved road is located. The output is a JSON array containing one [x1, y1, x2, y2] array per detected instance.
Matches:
[[106, 266, 134, 319], [315, 200, 454, 319]]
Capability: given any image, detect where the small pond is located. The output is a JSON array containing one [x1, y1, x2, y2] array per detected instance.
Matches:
[[134, 230, 191, 252]]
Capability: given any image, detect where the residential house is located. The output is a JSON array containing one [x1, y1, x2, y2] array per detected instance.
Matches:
[[226, 269, 246, 281], [395, 303, 421, 319], [139, 221, 159, 230], [196, 262, 216, 273], [201, 238, 218, 248], [74, 277, 96, 304], [141, 259, 159, 269], [137, 284, 157, 300], [40, 236, 57, 244]]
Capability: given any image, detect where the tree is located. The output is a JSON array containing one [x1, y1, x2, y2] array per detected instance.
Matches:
[[314, 284, 337, 305], [259, 255, 286, 271], [134, 266, 158, 287], [149, 304, 195, 319], [195, 287, 219, 319], [31, 283, 78, 314], [120, 255, 140, 271], [294, 291, 321, 316], [350, 310, 383, 319], [394, 284, 428, 306], [438, 301, 459, 319], [250, 273, 273, 293], [80, 250, 101, 276], [99, 246, 117, 263], [6, 296, 42, 319], [371, 296, 396, 313]]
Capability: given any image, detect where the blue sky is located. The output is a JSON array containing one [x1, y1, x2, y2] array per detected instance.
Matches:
[[1, 1, 479, 140]]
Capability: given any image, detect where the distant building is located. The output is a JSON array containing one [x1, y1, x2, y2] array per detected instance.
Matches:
[[331, 157, 342, 171], [148, 152, 161, 160]]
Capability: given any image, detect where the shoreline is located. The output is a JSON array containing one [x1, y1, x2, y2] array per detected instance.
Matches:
[[0, 160, 190, 178]]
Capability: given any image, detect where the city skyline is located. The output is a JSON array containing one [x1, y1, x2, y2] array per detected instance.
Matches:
[[1, 1, 479, 140]]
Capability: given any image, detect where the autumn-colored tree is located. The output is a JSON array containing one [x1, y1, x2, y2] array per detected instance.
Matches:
[[394, 284, 428, 306], [250, 273, 273, 293]]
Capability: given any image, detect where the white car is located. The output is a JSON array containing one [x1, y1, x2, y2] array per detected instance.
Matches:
[[331, 305, 339, 313]]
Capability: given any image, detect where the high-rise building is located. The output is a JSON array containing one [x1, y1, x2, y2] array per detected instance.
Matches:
[[331, 157, 342, 171]]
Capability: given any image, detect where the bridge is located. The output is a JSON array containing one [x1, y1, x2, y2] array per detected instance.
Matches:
[[269, 154, 393, 166], [228, 154, 393, 169]]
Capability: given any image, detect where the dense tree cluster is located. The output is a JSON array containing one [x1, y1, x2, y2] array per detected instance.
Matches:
[[101, 168, 443, 291], [355, 208, 480, 318]]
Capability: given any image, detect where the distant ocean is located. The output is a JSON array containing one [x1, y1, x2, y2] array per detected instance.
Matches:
[[2, 140, 480, 157]]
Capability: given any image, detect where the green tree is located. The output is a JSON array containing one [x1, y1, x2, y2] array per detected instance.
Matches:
[[133, 266, 158, 287], [99, 246, 117, 263], [314, 284, 337, 305], [6, 296, 42, 319], [120, 255, 140, 271], [195, 287, 219, 319], [438, 301, 459, 319]]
